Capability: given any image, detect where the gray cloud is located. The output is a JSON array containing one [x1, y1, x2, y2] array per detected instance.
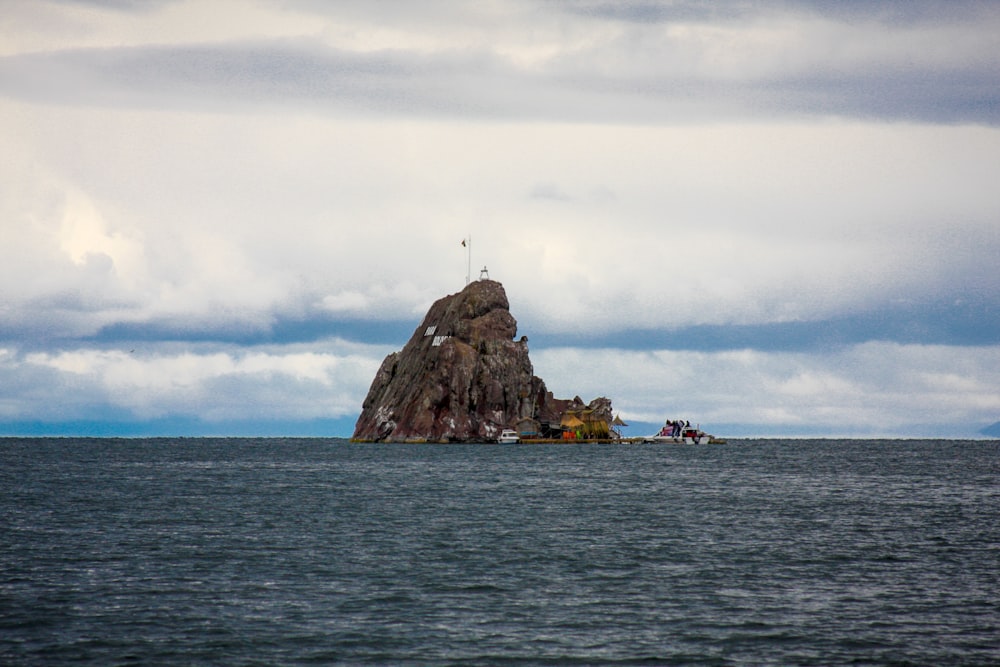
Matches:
[[48, 0, 176, 8], [3, 13, 998, 125], [565, 0, 997, 26]]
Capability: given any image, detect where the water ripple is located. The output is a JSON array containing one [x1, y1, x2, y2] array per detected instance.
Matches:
[[1, 438, 998, 665]]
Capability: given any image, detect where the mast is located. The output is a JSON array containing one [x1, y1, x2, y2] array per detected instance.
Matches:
[[465, 234, 471, 285]]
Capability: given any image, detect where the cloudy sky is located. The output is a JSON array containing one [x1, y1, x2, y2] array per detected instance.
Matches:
[[2, 0, 998, 438]]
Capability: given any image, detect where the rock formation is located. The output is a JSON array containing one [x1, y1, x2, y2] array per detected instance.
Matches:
[[352, 279, 612, 442]]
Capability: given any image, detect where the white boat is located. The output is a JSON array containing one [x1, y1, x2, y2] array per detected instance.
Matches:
[[643, 421, 718, 444], [497, 429, 520, 444], [644, 432, 712, 445]]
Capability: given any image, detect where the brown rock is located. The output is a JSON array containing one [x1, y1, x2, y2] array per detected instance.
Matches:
[[351, 279, 611, 442]]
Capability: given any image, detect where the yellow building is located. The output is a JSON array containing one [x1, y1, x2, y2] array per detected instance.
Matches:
[[560, 408, 610, 439]]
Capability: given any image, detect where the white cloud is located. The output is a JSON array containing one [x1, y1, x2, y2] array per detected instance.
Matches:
[[4, 336, 996, 437], [9, 340, 388, 423], [3, 95, 999, 338], [318, 291, 370, 315]]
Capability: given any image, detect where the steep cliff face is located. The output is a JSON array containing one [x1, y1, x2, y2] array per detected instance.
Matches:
[[352, 279, 593, 442]]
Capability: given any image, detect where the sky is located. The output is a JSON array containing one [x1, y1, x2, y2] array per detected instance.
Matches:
[[1, 0, 999, 438]]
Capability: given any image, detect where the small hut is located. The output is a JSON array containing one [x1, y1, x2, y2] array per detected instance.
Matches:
[[516, 417, 541, 439], [560, 409, 610, 439], [560, 413, 585, 439], [611, 414, 628, 439]]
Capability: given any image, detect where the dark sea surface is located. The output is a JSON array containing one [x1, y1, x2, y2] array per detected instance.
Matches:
[[2, 438, 998, 666]]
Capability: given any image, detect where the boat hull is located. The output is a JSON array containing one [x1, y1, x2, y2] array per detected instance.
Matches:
[[643, 434, 713, 445]]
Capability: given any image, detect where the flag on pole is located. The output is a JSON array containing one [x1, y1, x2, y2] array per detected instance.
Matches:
[[461, 239, 466, 247]]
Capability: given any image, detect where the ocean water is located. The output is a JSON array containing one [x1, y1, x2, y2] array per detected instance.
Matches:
[[1, 438, 998, 666]]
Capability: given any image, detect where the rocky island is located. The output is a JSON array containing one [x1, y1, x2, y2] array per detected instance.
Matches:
[[352, 279, 613, 443]]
